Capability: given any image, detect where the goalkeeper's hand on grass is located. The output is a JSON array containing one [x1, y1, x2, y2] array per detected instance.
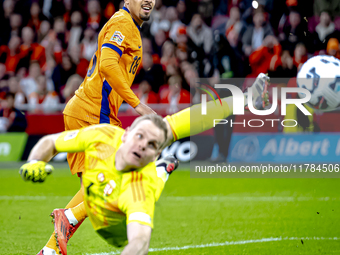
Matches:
[[19, 160, 54, 183]]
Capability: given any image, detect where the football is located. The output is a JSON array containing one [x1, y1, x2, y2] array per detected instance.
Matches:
[[297, 55, 340, 112]]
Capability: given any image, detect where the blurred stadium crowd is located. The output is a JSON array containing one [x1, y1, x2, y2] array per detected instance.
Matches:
[[0, 0, 340, 132]]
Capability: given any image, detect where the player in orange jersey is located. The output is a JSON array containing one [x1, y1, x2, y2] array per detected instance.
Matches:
[[64, 1, 157, 175], [37, 0, 157, 254]]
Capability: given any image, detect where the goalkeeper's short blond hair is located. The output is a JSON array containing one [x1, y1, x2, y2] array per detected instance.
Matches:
[[130, 114, 168, 149]]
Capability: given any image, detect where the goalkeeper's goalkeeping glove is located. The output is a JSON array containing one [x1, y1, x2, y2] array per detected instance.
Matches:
[[19, 160, 54, 183]]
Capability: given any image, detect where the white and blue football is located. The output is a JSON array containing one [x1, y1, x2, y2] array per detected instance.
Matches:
[[297, 55, 340, 112]]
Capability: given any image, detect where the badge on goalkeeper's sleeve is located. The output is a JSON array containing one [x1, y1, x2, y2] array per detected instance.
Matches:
[[19, 160, 54, 183]]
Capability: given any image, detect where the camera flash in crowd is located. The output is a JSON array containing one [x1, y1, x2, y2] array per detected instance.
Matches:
[[252, 0, 259, 9]]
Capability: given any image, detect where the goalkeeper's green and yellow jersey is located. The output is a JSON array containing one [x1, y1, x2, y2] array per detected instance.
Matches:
[[55, 124, 167, 246]]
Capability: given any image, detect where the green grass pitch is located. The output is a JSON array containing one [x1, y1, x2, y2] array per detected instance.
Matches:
[[1, 163, 340, 254]]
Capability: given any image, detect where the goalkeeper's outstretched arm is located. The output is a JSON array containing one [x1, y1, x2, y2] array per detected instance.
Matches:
[[28, 134, 60, 162], [19, 134, 59, 182]]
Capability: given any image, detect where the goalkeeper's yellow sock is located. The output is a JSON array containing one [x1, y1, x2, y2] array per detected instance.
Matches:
[[165, 97, 234, 141], [70, 202, 87, 224], [45, 187, 85, 252], [45, 234, 59, 253]]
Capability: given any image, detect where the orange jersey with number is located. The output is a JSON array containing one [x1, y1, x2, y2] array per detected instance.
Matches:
[[63, 7, 142, 126]]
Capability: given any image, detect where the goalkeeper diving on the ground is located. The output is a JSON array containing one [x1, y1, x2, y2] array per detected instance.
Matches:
[[19, 73, 269, 255]]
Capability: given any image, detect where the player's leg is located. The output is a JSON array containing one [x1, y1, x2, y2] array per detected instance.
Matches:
[[164, 73, 269, 144], [164, 95, 234, 142], [40, 116, 90, 255], [41, 187, 85, 255]]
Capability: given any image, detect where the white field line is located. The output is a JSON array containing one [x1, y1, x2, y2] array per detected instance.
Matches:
[[0, 195, 73, 200], [84, 236, 340, 255], [0, 195, 340, 202], [163, 196, 340, 202]]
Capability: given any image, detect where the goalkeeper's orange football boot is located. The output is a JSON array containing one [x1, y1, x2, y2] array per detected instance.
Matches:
[[36, 250, 44, 255], [51, 209, 76, 255]]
